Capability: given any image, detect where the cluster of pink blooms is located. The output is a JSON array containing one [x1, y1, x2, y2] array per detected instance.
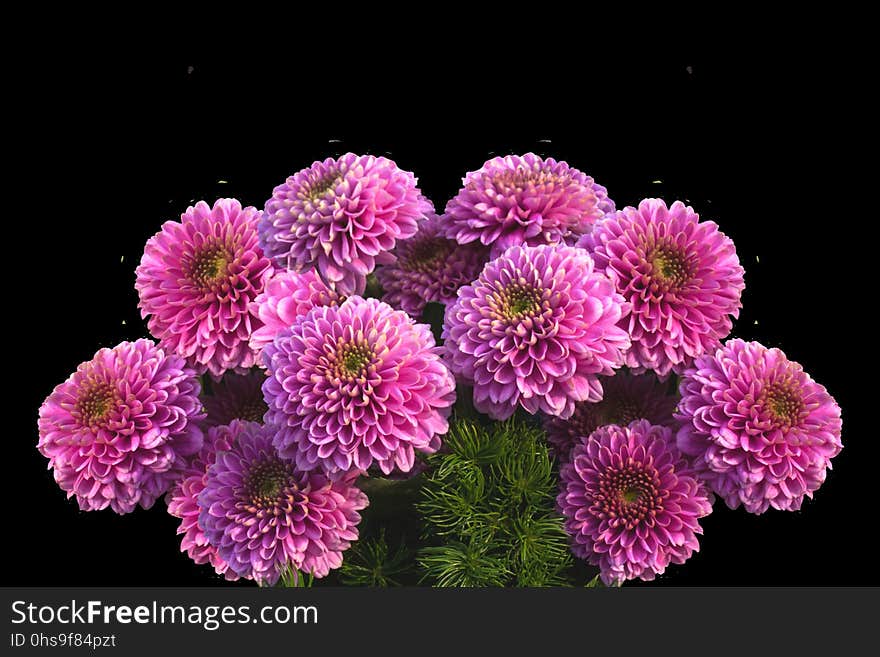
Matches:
[[37, 152, 842, 587]]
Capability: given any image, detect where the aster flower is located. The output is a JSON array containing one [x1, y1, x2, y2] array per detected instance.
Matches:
[[166, 420, 258, 580], [376, 213, 489, 318], [443, 153, 614, 258], [676, 339, 843, 514], [37, 339, 203, 514], [580, 198, 744, 377], [248, 268, 342, 358], [202, 369, 268, 426], [443, 244, 630, 420], [136, 198, 273, 377], [198, 424, 368, 584], [557, 420, 713, 585], [544, 370, 678, 461], [258, 153, 431, 296], [264, 296, 456, 475]]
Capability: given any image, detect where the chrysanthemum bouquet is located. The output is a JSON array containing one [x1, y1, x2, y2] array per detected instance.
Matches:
[[37, 153, 842, 586]]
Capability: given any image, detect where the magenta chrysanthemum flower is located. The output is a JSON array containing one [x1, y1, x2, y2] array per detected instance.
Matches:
[[136, 198, 273, 378], [202, 369, 268, 426], [264, 296, 455, 475], [258, 153, 431, 296], [443, 153, 614, 258], [558, 420, 713, 585], [579, 198, 744, 377], [37, 339, 203, 514], [248, 269, 342, 358], [443, 244, 631, 420], [198, 425, 367, 584], [676, 339, 843, 514], [376, 213, 489, 318], [166, 420, 258, 580], [544, 370, 678, 460]]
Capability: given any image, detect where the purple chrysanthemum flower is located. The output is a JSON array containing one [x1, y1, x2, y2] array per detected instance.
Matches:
[[544, 370, 678, 461], [248, 269, 342, 358], [676, 339, 843, 514], [202, 369, 268, 426], [136, 198, 274, 378], [264, 296, 455, 475], [258, 153, 431, 296], [443, 244, 631, 420], [579, 198, 744, 378], [557, 420, 713, 585], [198, 425, 368, 584], [376, 213, 489, 318], [37, 339, 203, 514], [443, 153, 614, 259], [166, 420, 257, 580]]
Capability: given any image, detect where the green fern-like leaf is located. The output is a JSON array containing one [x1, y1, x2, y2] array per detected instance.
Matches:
[[508, 514, 573, 586], [338, 529, 415, 587], [418, 542, 511, 587], [418, 417, 574, 587], [434, 418, 504, 466]]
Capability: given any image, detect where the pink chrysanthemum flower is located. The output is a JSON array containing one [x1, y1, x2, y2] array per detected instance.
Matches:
[[166, 420, 258, 580], [376, 213, 489, 318], [443, 244, 631, 420], [264, 296, 456, 475], [579, 198, 744, 377], [258, 153, 431, 296], [558, 420, 713, 585], [248, 269, 342, 359], [136, 198, 273, 378], [202, 369, 268, 426], [37, 339, 203, 514], [676, 339, 843, 514], [443, 153, 614, 258], [544, 370, 678, 461], [198, 424, 368, 584]]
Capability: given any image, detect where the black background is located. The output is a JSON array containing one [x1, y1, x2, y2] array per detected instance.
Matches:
[[10, 50, 868, 586]]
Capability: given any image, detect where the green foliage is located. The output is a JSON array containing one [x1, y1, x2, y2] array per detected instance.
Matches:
[[339, 528, 416, 587], [276, 565, 313, 588], [417, 417, 574, 587], [418, 542, 511, 587]]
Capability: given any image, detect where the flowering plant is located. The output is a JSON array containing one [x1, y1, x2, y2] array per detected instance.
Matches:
[[36, 153, 842, 587]]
